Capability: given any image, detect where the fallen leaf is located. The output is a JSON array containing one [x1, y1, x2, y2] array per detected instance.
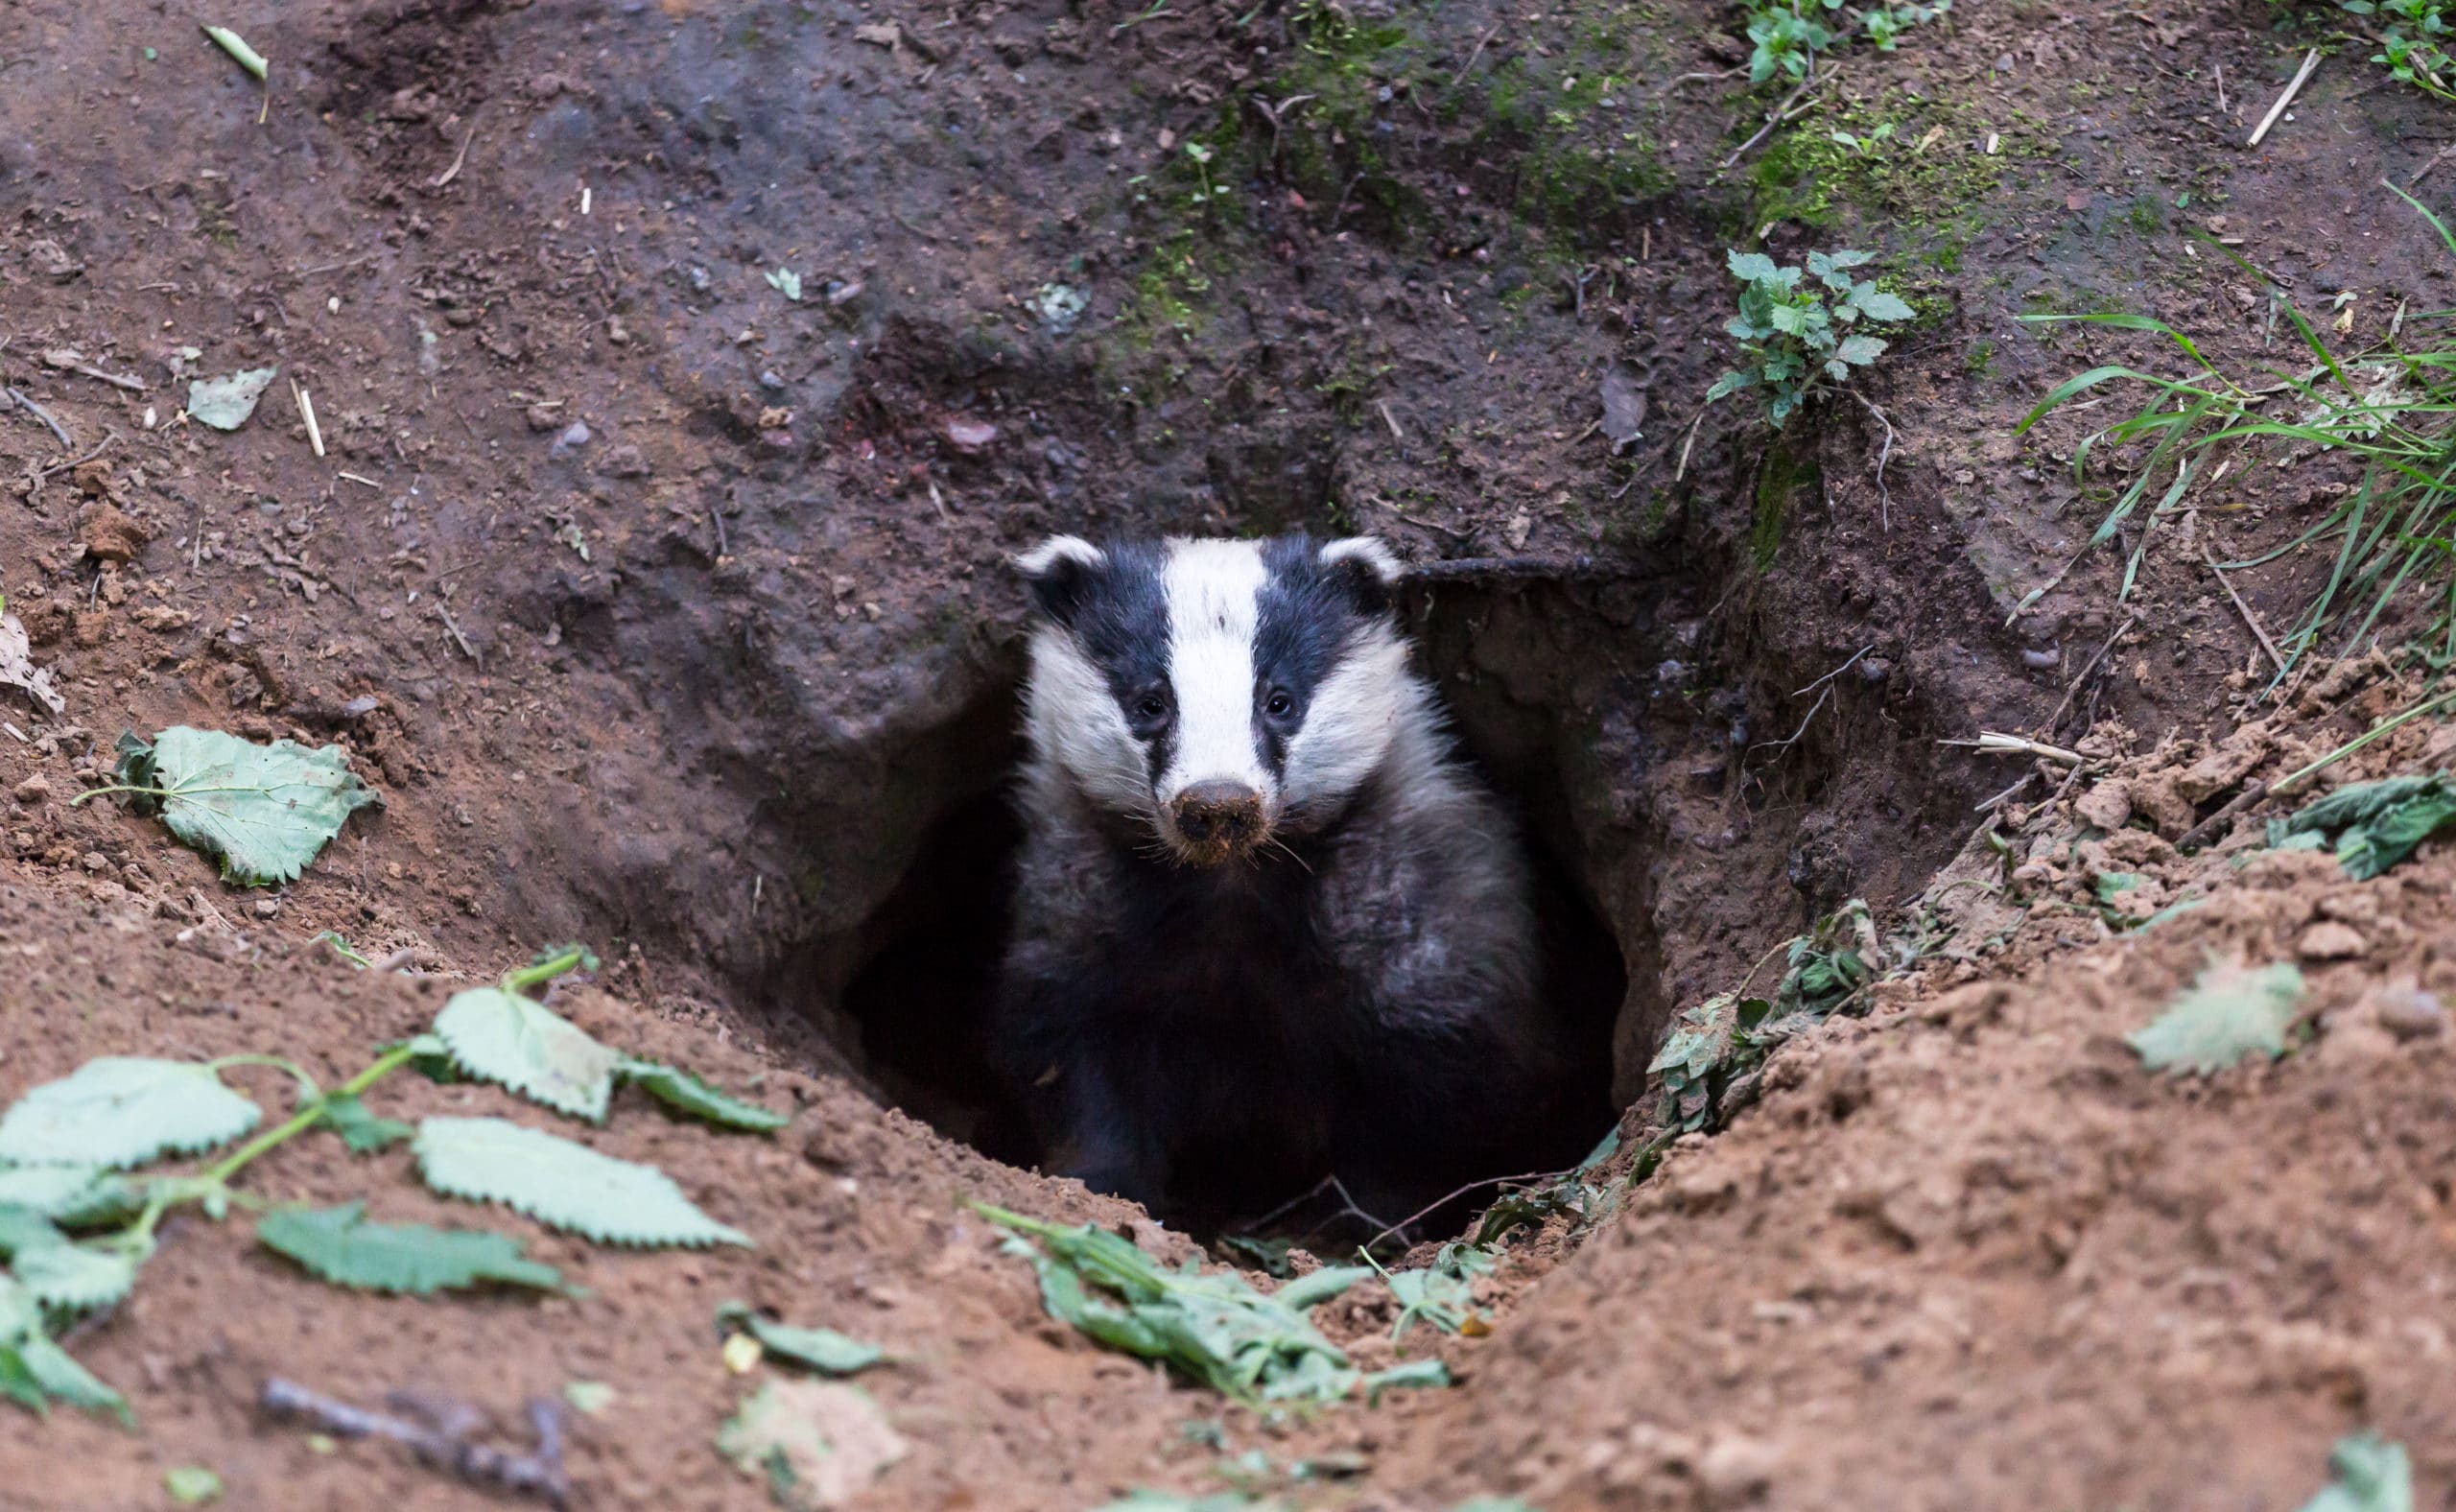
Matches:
[[1599, 362, 1648, 452], [2129, 960, 2303, 1075], [0, 611, 64, 715], [716, 1381, 909, 1510], [185, 367, 279, 431]]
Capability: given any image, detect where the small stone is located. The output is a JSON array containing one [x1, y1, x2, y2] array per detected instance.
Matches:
[[25, 239, 82, 282], [550, 419, 593, 456], [2375, 988, 2446, 1041], [526, 404, 562, 433], [2296, 921, 2368, 961], [12, 776, 51, 805], [2074, 778, 2132, 833], [253, 898, 281, 919], [599, 443, 650, 478], [80, 851, 107, 873], [78, 505, 151, 564], [943, 417, 999, 452]]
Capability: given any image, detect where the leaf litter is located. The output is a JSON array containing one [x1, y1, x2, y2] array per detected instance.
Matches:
[[2129, 961, 2306, 1075], [183, 366, 278, 429], [715, 1380, 909, 1511], [0, 606, 63, 715], [2267, 772, 2456, 880], [716, 1302, 886, 1376]]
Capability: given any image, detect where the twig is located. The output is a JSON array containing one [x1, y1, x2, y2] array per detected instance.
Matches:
[[2247, 49, 2320, 148], [1393, 509, 1474, 542], [435, 603, 480, 664], [2270, 686, 2456, 796], [1364, 1167, 1572, 1253], [1662, 64, 1746, 94], [2410, 139, 2456, 188], [2177, 778, 2268, 851], [1377, 398, 1405, 440], [1672, 405, 1710, 483], [2215, 61, 2227, 114], [44, 353, 147, 392], [2201, 541, 2284, 673], [1401, 555, 1641, 583], [1449, 25, 1500, 86], [1942, 731, 2087, 766], [4, 388, 71, 449], [262, 1379, 570, 1509], [32, 430, 119, 481], [1841, 390, 1896, 529], [1720, 69, 1830, 171], [2042, 612, 2139, 736], [709, 505, 729, 558], [293, 381, 325, 459], [293, 252, 377, 277], [432, 111, 480, 188], [1973, 770, 2040, 813], [1792, 644, 1875, 698]]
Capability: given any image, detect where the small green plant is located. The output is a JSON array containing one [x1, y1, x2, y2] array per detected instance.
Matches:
[[1863, 0, 1948, 49], [1743, 0, 1948, 83], [2343, 0, 2456, 100], [0, 947, 784, 1421], [1705, 249, 1914, 426]]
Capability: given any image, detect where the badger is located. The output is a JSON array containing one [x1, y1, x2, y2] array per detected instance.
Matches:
[[991, 531, 1598, 1228]]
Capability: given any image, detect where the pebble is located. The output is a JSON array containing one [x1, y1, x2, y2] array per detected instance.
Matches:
[[12, 776, 51, 805], [2375, 988, 2446, 1041], [80, 851, 106, 873], [2296, 921, 2368, 961], [551, 420, 593, 456], [254, 898, 281, 919]]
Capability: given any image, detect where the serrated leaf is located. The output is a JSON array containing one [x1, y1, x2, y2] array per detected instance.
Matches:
[[0, 1058, 260, 1169], [1850, 288, 1917, 322], [184, 367, 278, 431], [2130, 961, 2304, 1075], [434, 987, 621, 1122], [1837, 334, 1889, 366], [1823, 248, 1876, 269], [413, 1117, 750, 1248], [2302, 1433, 2413, 1512], [257, 1201, 564, 1295], [1768, 303, 1809, 336], [18, 1336, 130, 1425], [1705, 369, 1759, 402], [0, 1345, 44, 1417], [1725, 250, 1781, 284], [0, 1166, 139, 1224], [0, 1208, 62, 1259], [621, 1061, 790, 1132], [117, 727, 375, 886], [13, 1240, 141, 1314], [313, 1094, 413, 1154], [716, 1381, 909, 1509], [717, 1302, 886, 1376]]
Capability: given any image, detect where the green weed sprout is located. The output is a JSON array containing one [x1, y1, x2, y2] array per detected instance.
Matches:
[[1705, 248, 1914, 428]]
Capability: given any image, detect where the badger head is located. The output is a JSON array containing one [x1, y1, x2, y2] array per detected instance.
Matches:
[[1015, 532, 1410, 866]]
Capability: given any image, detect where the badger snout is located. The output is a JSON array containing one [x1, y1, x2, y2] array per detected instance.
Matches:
[[1167, 780, 1268, 862]]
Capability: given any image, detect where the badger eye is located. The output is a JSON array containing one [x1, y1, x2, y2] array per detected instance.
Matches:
[[1264, 690, 1294, 719], [1135, 692, 1169, 721]]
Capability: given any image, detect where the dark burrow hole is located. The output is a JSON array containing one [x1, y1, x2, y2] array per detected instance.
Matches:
[[813, 577, 1670, 1244]]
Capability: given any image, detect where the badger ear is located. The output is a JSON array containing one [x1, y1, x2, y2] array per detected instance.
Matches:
[[1015, 535, 1109, 626], [1318, 535, 1403, 616]]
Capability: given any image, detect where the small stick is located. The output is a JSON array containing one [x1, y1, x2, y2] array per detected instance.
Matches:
[[32, 430, 119, 481], [4, 388, 71, 449], [2215, 61, 2227, 114], [433, 111, 480, 188], [338, 470, 382, 488], [2201, 541, 2283, 673], [2270, 685, 2456, 796], [1942, 731, 2087, 765], [43, 353, 147, 392], [1364, 1166, 1574, 1253], [1377, 398, 1405, 440], [435, 603, 480, 664], [2409, 140, 2456, 188], [1449, 24, 1500, 86], [2043, 612, 2139, 736], [1973, 769, 2040, 813], [1792, 644, 1875, 698], [2177, 778, 2268, 851], [1843, 389, 1895, 529], [2247, 49, 2319, 148], [1719, 69, 1831, 171], [1749, 683, 1832, 762], [293, 381, 325, 458]]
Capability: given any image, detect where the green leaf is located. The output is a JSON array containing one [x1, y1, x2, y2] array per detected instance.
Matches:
[[1768, 303, 1810, 337], [0, 1058, 260, 1169], [717, 1302, 886, 1375], [1272, 1265, 1373, 1311], [1823, 248, 1876, 270], [1849, 288, 1917, 322], [2129, 961, 2305, 1075], [621, 1061, 790, 1132], [19, 1335, 129, 1424], [113, 727, 376, 886], [1384, 1265, 1479, 1340], [200, 23, 267, 81], [1836, 334, 1888, 366], [0, 1345, 45, 1417], [1704, 369, 1759, 402], [164, 1467, 224, 1506], [413, 1117, 750, 1248], [1726, 249, 1782, 285], [0, 1208, 63, 1259], [312, 1094, 413, 1154], [1359, 1357, 1452, 1404], [12, 1240, 141, 1313], [2301, 1434, 2412, 1512], [434, 987, 622, 1122], [765, 268, 803, 301], [716, 1381, 910, 1510], [257, 1201, 563, 1295], [0, 1166, 140, 1224], [2271, 774, 2456, 881], [183, 367, 278, 431], [563, 1380, 615, 1415]]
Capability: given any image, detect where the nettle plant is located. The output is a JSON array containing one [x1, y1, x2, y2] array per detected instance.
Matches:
[[1743, 0, 1949, 83], [0, 946, 786, 1421], [2343, 0, 2456, 101], [1705, 248, 1914, 427]]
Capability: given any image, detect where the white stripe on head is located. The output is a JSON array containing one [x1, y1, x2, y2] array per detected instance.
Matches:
[[1279, 619, 1407, 819], [1160, 538, 1272, 804], [1023, 625, 1153, 816]]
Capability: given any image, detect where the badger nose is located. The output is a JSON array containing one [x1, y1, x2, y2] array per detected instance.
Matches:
[[1170, 781, 1265, 850]]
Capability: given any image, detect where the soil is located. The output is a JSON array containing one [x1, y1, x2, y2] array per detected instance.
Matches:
[[1, 0, 2453, 1506]]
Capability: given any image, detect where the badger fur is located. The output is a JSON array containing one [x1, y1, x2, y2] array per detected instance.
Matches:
[[991, 531, 1596, 1227]]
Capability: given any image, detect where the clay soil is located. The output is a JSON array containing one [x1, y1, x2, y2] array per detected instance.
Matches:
[[2, 0, 2454, 1506]]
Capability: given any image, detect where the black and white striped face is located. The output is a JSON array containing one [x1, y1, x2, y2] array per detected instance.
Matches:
[[1016, 532, 1409, 866]]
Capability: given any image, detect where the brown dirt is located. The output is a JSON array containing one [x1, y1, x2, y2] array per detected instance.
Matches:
[[2, 0, 2453, 1505]]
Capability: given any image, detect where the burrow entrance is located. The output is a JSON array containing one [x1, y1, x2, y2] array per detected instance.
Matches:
[[768, 571, 1688, 1242]]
